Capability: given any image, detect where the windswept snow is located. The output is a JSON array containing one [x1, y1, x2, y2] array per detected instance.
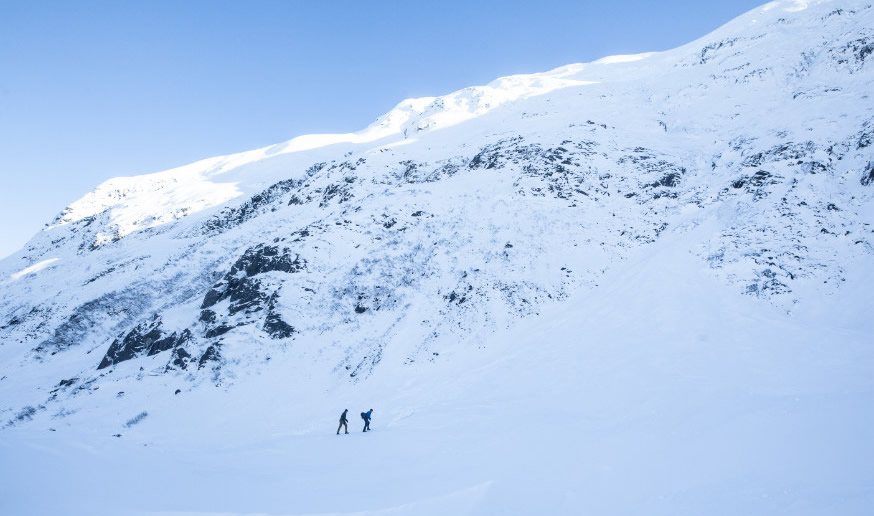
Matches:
[[592, 52, 654, 64], [8, 257, 59, 281], [45, 65, 594, 241]]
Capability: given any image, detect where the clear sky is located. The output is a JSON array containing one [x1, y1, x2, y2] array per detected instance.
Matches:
[[0, 0, 765, 258]]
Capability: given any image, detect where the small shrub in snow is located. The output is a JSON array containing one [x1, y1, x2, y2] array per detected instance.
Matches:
[[125, 411, 148, 428]]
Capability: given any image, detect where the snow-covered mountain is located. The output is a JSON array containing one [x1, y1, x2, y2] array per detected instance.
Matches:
[[1, 1, 873, 514]]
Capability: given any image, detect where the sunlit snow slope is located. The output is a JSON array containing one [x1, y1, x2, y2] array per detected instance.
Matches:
[[1, 1, 873, 514]]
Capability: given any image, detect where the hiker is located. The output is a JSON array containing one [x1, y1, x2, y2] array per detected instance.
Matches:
[[337, 409, 349, 435], [361, 408, 373, 432]]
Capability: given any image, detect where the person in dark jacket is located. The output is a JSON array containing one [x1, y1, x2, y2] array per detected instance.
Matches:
[[337, 409, 349, 435], [361, 408, 373, 432]]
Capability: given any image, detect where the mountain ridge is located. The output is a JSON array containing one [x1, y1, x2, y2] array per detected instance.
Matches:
[[21, 0, 813, 244]]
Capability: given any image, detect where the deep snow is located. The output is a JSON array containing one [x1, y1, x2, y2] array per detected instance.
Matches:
[[1, 0, 874, 514], [2, 216, 872, 515]]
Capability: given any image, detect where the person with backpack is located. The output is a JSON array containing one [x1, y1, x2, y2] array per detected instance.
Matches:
[[337, 409, 349, 435], [361, 408, 373, 432]]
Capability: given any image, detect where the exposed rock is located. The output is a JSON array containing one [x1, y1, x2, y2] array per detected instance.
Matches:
[[199, 244, 306, 339], [201, 244, 306, 311], [262, 292, 295, 339], [168, 348, 192, 370], [862, 161, 874, 186], [98, 317, 192, 369], [198, 345, 221, 369]]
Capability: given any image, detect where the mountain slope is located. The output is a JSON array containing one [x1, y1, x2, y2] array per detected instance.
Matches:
[[1, 1, 873, 514]]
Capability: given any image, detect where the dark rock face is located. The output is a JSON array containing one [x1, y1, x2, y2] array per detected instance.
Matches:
[[262, 292, 295, 339], [263, 313, 295, 338], [224, 278, 264, 316], [225, 244, 305, 278], [202, 179, 302, 235], [199, 244, 305, 338], [729, 170, 783, 200], [742, 142, 817, 167], [200, 161, 330, 236], [1, 316, 21, 329], [651, 172, 683, 188], [859, 121, 873, 149], [200, 244, 306, 313], [98, 316, 191, 369], [320, 183, 354, 208], [168, 348, 192, 370], [204, 323, 237, 338], [198, 344, 221, 369], [862, 161, 874, 186], [58, 378, 78, 388]]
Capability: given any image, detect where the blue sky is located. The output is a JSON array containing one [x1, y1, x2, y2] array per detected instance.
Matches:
[[0, 0, 764, 258]]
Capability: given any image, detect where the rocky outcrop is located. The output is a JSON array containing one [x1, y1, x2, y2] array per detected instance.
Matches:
[[98, 316, 191, 369], [199, 244, 305, 339], [862, 161, 874, 186]]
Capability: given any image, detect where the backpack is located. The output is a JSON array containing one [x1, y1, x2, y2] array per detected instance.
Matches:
[[361, 412, 367, 420]]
